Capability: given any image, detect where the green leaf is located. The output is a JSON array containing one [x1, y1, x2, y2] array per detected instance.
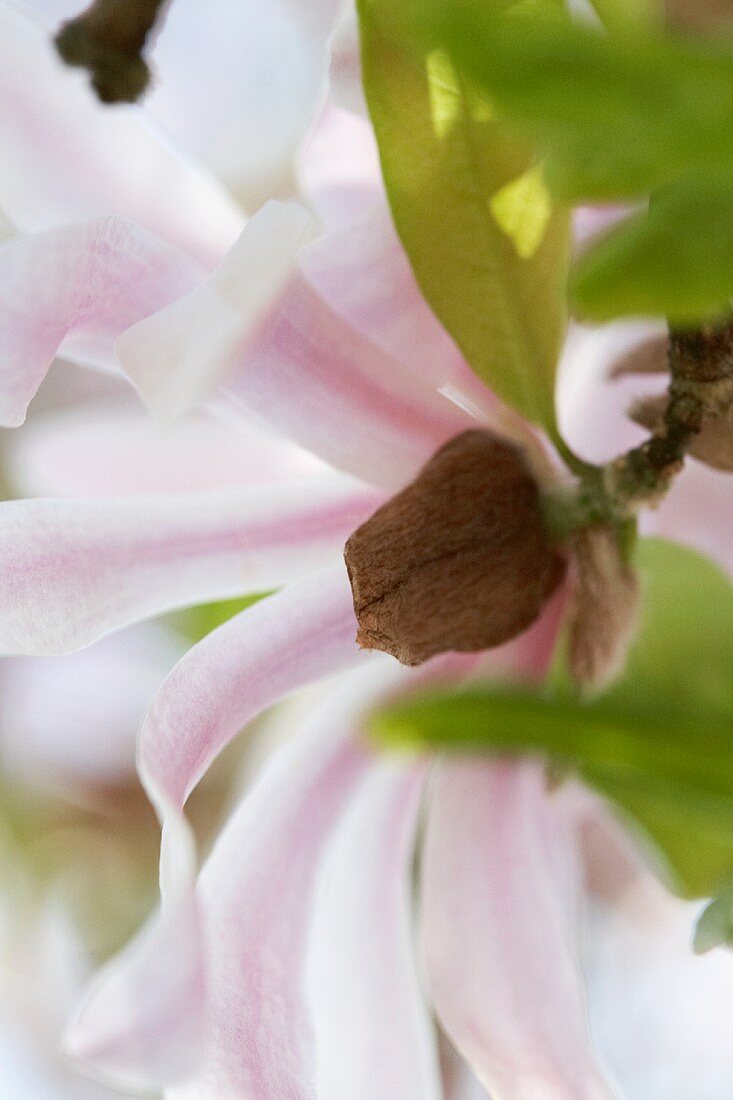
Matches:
[[572, 175, 733, 323], [420, 3, 733, 203], [357, 0, 571, 436], [373, 538, 733, 898]]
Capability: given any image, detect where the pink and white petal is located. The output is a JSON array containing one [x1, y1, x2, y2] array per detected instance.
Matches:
[[165, 688, 376, 1099], [0, 3, 244, 264], [0, 623, 184, 792], [117, 200, 314, 421], [139, 563, 370, 810], [8, 401, 328, 498], [66, 585, 385, 1091], [218, 273, 474, 488], [299, 102, 384, 231], [0, 480, 382, 655], [301, 210, 474, 394], [64, 888, 205, 1093], [119, 238, 473, 487], [422, 759, 618, 1100], [307, 758, 442, 1100], [0, 217, 201, 425]]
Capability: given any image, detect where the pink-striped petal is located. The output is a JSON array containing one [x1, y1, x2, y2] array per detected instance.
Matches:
[[117, 199, 314, 421], [139, 564, 368, 809], [8, 402, 328, 498], [0, 3, 244, 264], [166, 686, 380, 1099], [67, 663, 387, 1093], [299, 107, 491, 410], [120, 246, 473, 487], [0, 480, 381, 654], [308, 758, 442, 1100], [422, 759, 618, 1100], [0, 217, 201, 426], [301, 209, 474, 393], [218, 272, 473, 488]]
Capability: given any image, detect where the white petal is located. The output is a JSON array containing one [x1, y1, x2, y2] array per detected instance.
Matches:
[[0, 3, 244, 264], [422, 759, 618, 1100], [168, 680, 384, 1099], [308, 757, 442, 1100], [117, 199, 314, 420], [138, 564, 368, 809], [0, 480, 381, 654], [0, 216, 200, 425], [7, 402, 329, 498]]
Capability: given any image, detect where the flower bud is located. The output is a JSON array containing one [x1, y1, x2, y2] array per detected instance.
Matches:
[[567, 526, 640, 693], [344, 430, 566, 666]]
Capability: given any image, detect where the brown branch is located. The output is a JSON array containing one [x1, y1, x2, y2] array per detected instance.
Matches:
[[604, 318, 733, 512], [55, 0, 169, 103]]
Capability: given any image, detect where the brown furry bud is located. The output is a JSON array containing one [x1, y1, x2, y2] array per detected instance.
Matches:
[[567, 526, 641, 693], [344, 430, 566, 666]]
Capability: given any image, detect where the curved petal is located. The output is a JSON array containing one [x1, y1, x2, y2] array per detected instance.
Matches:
[[7, 402, 328, 498], [422, 758, 618, 1100], [219, 273, 474, 488], [139, 563, 368, 809], [308, 758, 442, 1100], [0, 480, 381, 654], [68, 662, 392, 1093], [166, 687, 379, 1099], [0, 217, 201, 426], [64, 892, 205, 1095], [0, 2, 244, 264], [120, 248, 473, 486], [301, 210, 474, 393], [117, 200, 314, 421]]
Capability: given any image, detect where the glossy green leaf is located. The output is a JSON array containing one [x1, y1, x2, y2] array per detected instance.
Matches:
[[357, 0, 571, 436], [572, 175, 733, 323], [373, 538, 733, 898], [419, 3, 733, 202]]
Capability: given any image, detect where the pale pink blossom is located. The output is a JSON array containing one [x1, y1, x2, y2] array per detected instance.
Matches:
[[0, 11, 730, 1097]]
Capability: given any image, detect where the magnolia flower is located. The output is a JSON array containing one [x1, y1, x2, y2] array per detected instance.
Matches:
[[1, 6, 732, 1099]]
